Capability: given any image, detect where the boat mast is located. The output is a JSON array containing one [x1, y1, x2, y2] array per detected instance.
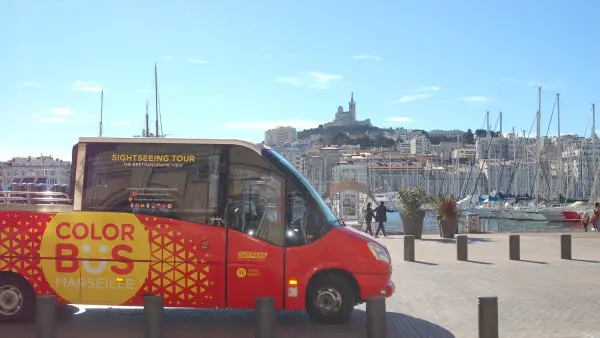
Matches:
[[145, 101, 150, 137], [592, 103, 597, 201], [99, 89, 104, 137], [556, 93, 561, 198], [154, 63, 160, 138], [535, 86, 542, 204]]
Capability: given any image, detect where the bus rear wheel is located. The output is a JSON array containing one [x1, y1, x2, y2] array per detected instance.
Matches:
[[0, 274, 35, 323], [306, 274, 355, 325]]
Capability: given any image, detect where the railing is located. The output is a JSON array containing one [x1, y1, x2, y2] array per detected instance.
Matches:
[[0, 191, 72, 205]]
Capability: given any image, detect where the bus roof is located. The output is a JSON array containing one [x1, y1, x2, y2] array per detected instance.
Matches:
[[78, 137, 269, 155]]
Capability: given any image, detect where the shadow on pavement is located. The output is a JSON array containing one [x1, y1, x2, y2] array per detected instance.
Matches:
[[519, 259, 548, 265], [419, 237, 493, 244], [412, 261, 439, 266], [467, 260, 494, 265], [572, 259, 600, 263], [2, 306, 456, 338]]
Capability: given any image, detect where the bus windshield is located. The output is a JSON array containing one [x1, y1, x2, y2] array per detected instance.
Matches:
[[262, 149, 341, 227]]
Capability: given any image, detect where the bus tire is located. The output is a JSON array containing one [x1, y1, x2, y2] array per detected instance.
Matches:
[[306, 274, 355, 325], [0, 273, 35, 323]]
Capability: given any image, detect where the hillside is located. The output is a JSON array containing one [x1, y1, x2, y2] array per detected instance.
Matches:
[[298, 124, 397, 147]]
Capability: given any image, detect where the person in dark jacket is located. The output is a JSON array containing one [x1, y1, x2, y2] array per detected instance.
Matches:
[[374, 201, 394, 237], [364, 202, 374, 235]]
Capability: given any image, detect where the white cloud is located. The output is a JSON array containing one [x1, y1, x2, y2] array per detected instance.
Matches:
[[50, 108, 73, 116], [387, 117, 413, 123], [115, 121, 132, 126], [394, 94, 432, 104], [164, 55, 172, 60], [275, 71, 343, 90], [73, 80, 102, 92], [30, 113, 41, 117], [188, 58, 208, 64], [460, 96, 495, 103], [418, 86, 440, 91], [40, 117, 66, 124], [352, 54, 382, 62], [223, 119, 324, 130]]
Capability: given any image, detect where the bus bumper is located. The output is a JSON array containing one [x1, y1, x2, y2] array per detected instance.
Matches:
[[356, 274, 395, 301]]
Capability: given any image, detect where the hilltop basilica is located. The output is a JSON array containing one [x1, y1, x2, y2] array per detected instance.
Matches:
[[324, 93, 372, 129]]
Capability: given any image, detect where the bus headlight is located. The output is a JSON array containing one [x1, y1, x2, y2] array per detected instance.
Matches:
[[367, 242, 391, 265]]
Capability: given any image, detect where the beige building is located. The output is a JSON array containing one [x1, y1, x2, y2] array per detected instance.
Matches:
[[264, 126, 298, 146], [410, 136, 431, 154]]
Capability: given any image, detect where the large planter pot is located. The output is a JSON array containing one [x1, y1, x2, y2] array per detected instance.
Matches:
[[401, 210, 426, 239], [439, 217, 458, 238]]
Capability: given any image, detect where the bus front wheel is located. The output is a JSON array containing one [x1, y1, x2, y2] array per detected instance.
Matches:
[[0, 273, 35, 323], [306, 274, 355, 325]]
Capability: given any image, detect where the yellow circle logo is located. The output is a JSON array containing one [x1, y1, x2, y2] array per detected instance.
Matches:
[[40, 212, 151, 305], [236, 268, 247, 278]]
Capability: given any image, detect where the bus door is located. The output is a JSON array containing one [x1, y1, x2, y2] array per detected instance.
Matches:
[[225, 164, 286, 309]]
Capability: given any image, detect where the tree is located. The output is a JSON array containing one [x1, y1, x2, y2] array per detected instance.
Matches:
[[331, 132, 349, 145], [463, 129, 475, 144], [475, 129, 487, 138]]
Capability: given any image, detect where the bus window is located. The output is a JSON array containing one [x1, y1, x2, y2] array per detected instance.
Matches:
[[226, 146, 285, 246], [226, 165, 284, 246], [82, 142, 225, 225], [285, 189, 329, 247]]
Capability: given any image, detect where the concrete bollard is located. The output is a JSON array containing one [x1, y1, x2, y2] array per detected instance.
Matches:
[[36, 295, 57, 338], [366, 297, 387, 338], [404, 235, 415, 262], [143, 295, 164, 338], [561, 234, 572, 260], [478, 296, 499, 338], [509, 234, 520, 260], [457, 235, 468, 261], [255, 297, 276, 338]]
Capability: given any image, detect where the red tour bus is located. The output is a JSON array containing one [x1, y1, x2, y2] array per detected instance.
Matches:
[[0, 137, 394, 324]]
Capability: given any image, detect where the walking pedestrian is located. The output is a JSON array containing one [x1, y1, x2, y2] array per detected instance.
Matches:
[[374, 201, 394, 238], [364, 202, 374, 236]]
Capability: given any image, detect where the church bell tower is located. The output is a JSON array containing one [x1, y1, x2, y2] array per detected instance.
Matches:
[[349, 92, 356, 120]]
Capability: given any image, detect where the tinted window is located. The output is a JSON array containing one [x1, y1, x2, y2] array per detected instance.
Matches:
[[285, 189, 330, 246], [225, 146, 285, 246], [82, 142, 225, 225]]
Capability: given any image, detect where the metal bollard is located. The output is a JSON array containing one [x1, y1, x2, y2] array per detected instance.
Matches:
[[404, 235, 415, 262], [561, 234, 572, 260], [457, 235, 468, 261], [366, 297, 387, 338], [143, 295, 164, 338], [36, 295, 57, 338], [509, 234, 520, 260], [255, 297, 276, 338], [478, 296, 499, 338]]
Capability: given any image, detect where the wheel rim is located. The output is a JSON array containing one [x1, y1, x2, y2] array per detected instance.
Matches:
[[0, 285, 23, 316], [313, 287, 343, 315]]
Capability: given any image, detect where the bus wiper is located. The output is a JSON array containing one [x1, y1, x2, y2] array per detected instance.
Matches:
[[337, 218, 347, 227]]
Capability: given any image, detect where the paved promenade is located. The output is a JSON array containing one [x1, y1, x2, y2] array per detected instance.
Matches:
[[1, 232, 600, 337]]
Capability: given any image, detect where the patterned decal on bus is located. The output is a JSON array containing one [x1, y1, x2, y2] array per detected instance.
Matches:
[[0, 211, 220, 307]]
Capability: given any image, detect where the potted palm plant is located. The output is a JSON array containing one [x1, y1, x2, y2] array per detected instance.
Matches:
[[397, 185, 429, 239], [433, 195, 459, 238]]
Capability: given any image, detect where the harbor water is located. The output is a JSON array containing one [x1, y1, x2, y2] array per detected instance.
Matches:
[[354, 211, 582, 234]]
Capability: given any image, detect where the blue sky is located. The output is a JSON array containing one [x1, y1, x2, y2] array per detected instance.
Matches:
[[1, 0, 599, 160]]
